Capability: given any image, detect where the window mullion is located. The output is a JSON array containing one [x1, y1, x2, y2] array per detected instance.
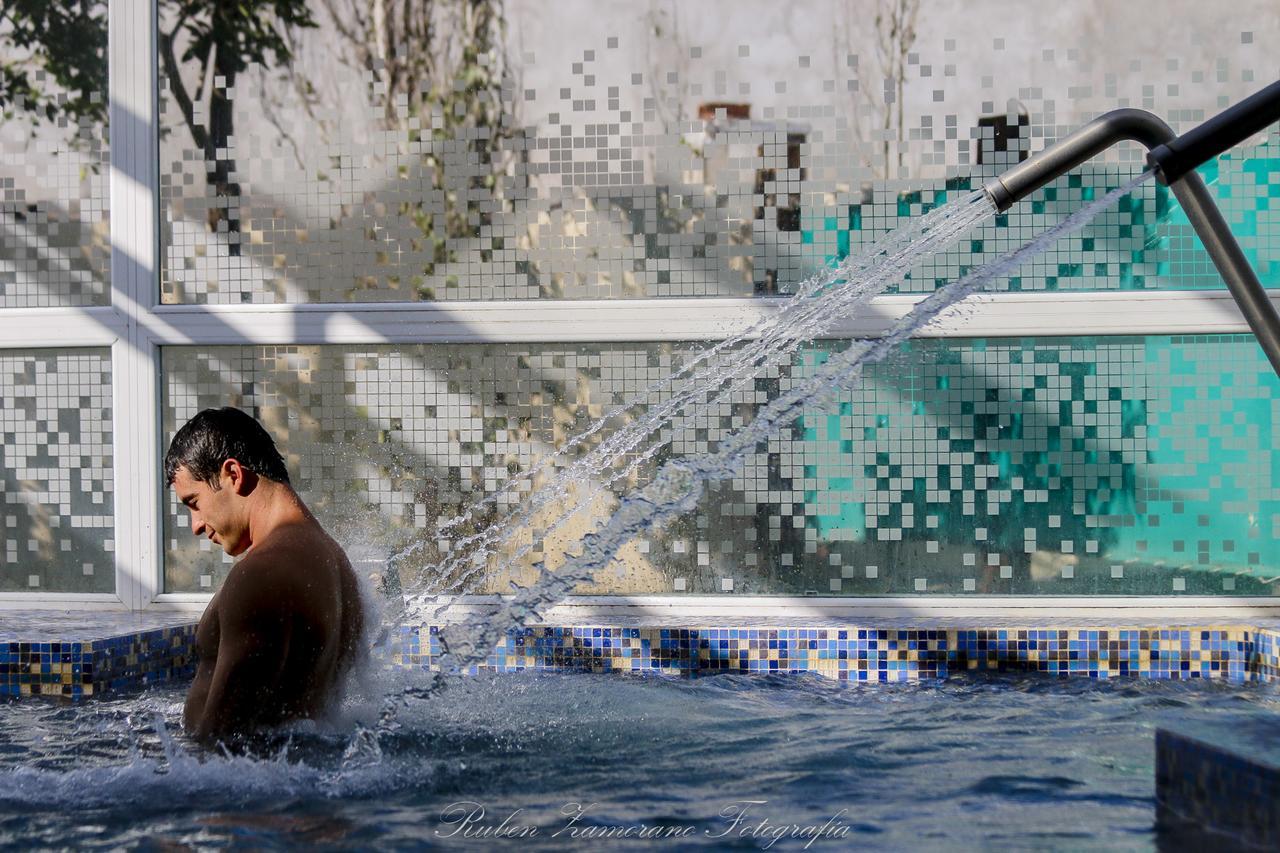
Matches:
[[108, 0, 161, 610]]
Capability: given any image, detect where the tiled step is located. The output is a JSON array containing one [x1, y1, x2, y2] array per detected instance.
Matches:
[[1157, 717, 1280, 849]]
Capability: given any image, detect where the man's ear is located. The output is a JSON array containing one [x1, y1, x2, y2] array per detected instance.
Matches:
[[221, 458, 252, 495]]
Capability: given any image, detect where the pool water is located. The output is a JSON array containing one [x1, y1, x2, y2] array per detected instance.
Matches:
[[1, 672, 1274, 850]]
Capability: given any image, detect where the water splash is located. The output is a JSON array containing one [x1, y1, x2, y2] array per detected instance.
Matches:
[[389, 188, 996, 605], [334, 171, 1147, 759], [417, 171, 1153, 680], [4, 673, 1272, 851]]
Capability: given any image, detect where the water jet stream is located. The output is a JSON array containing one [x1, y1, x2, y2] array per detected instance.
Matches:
[[351, 171, 1151, 713], [390, 189, 995, 614]]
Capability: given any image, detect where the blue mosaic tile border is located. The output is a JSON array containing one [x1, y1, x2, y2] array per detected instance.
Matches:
[[0, 625, 196, 699], [1254, 627, 1280, 682], [5, 619, 1280, 699], [395, 625, 1279, 683]]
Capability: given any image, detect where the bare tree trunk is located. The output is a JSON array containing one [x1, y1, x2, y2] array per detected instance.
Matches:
[[159, 6, 248, 256], [207, 54, 242, 254], [874, 0, 919, 180]]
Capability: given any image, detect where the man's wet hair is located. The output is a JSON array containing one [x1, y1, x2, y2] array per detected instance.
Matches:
[[164, 407, 291, 488]]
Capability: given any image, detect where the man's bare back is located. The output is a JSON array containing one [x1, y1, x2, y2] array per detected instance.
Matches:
[[165, 407, 365, 744], [183, 522, 364, 740]]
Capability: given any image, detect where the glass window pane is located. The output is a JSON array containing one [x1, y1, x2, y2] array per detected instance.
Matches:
[[1, 349, 114, 592], [162, 336, 1279, 595], [0, 2, 109, 308], [157, 3, 1274, 304]]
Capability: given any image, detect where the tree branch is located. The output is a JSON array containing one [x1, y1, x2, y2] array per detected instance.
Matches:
[[159, 11, 209, 154], [317, 0, 361, 46]]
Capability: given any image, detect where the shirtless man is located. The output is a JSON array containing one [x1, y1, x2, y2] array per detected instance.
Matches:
[[165, 407, 364, 743]]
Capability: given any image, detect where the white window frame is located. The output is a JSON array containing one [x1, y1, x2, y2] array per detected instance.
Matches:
[[1, 0, 1278, 616]]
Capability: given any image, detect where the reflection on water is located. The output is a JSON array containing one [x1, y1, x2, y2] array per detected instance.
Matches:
[[2, 672, 1276, 850]]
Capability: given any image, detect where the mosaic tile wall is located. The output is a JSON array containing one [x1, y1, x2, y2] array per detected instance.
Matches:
[[157, 1, 1278, 304], [0, 349, 114, 593], [163, 334, 1280, 595], [394, 624, 1280, 683], [0, 2, 110, 309], [1258, 628, 1280, 682]]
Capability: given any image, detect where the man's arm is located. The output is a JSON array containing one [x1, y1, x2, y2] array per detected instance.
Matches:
[[189, 562, 291, 742]]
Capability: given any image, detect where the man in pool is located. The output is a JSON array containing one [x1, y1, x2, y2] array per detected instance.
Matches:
[[165, 407, 364, 743]]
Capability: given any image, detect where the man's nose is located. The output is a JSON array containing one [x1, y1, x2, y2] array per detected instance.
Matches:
[[191, 514, 206, 535]]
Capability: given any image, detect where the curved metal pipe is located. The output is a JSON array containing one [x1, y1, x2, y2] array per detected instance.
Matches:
[[981, 97, 1280, 379], [982, 109, 1174, 211]]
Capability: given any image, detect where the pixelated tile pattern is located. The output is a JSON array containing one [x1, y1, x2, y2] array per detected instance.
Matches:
[[155, 9, 1278, 304], [0, 625, 196, 699], [949, 628, 1252, 681], [798, 334, 1280, 596], [1254, 627, 1280, 682], [0, 2, 110, 309], [161, 333, 1280, 595], [1156, 726, 1280, 849], [2, 620, 1274, 700], [1, 349, 115, 593], [161, 342, 724, 592], [393, 624, 1265, 684]]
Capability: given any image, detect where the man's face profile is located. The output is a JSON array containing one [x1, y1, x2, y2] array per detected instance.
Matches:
[[172, 462, 251, 557]]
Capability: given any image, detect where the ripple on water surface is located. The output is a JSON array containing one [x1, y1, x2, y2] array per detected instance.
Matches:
[[1, 672, 1276, 850]]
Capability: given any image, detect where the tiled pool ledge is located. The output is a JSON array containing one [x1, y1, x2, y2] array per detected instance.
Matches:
[[395, 621, 1280, 683], [0, 611, 197, 699], [6, 611, 1280, 698]]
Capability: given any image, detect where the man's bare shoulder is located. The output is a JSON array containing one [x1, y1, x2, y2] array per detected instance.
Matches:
[[226, 524, 354, 618], [215, 551, 294, 618], [257, 522, 346, 564]]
